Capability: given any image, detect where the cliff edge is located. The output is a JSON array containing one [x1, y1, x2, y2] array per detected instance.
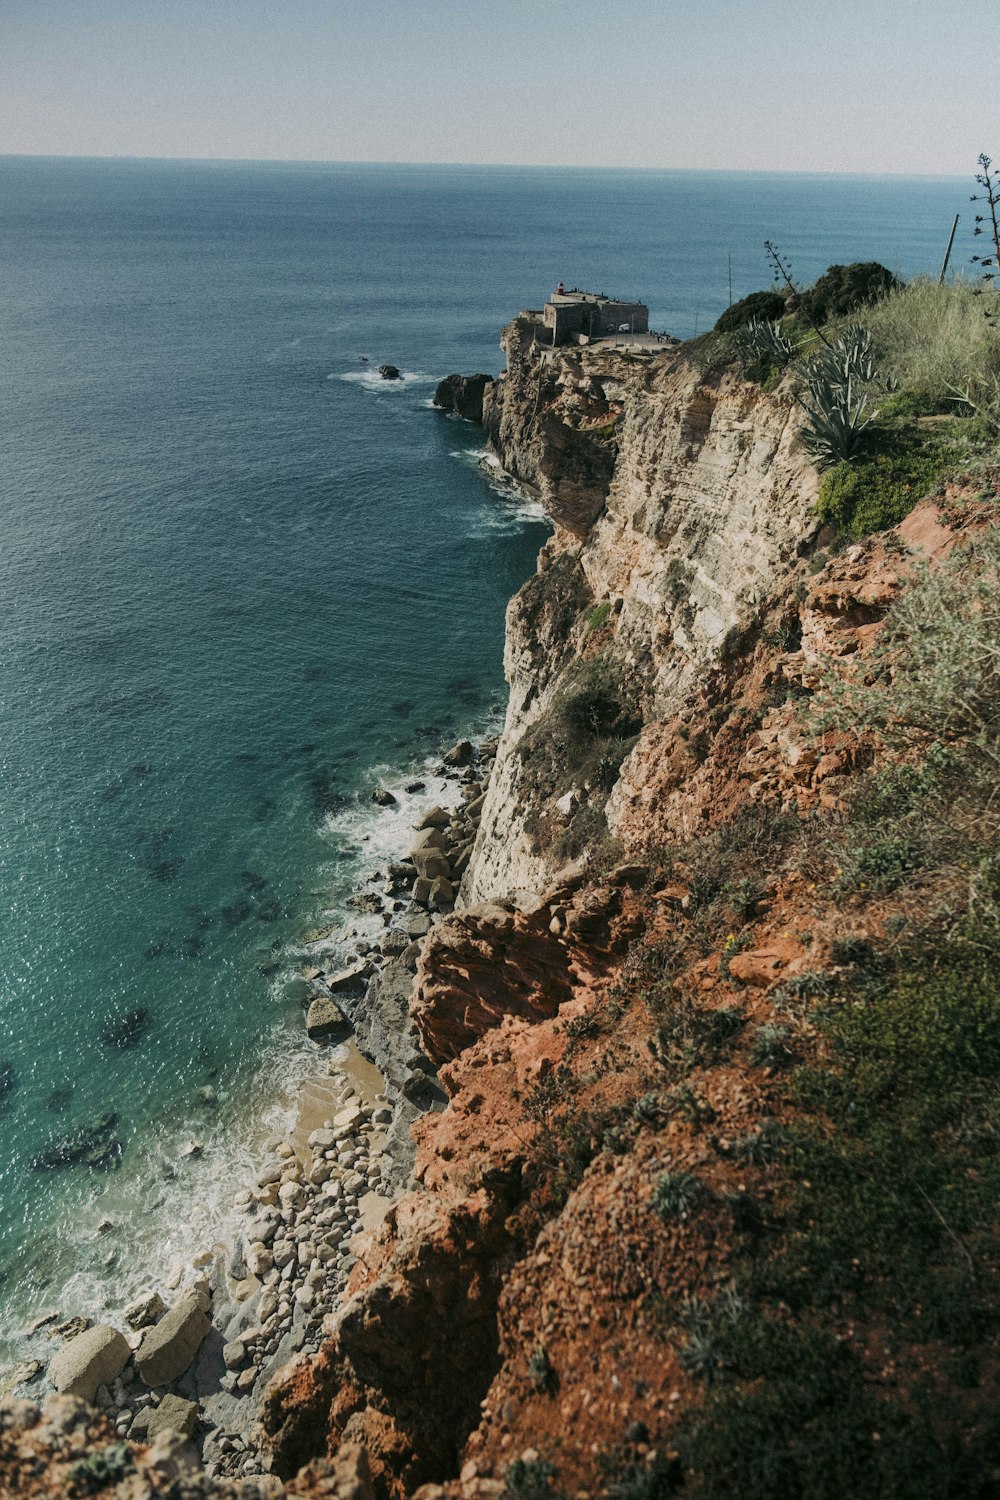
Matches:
[[7, 301, 999, 1500]]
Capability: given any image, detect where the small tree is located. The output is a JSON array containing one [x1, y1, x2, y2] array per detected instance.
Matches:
[[971, 152, 1000, 320], [764, 240, 835, 350]]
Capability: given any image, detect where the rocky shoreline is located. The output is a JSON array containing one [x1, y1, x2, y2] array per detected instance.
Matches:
[[3, 732, 499, 1484]]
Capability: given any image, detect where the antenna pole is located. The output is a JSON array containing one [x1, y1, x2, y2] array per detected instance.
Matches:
[[939, 213, 960, 284]]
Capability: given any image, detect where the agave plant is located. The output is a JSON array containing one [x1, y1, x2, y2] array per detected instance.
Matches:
[[946, 373, 1000, 434], [796, 324, 877, 465], [737, 316, 798, 369], [797, 375, 872, 466], [802, 324, 877, 394]]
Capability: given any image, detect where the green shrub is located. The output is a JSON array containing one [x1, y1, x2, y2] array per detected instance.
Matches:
[[836, 834, 922, 893], [732, 1119, 790, 1165], [766, 949, 1000, 1346], [651, 1169, 702, 1220], [750, 1023, 795, 1068], [68, 1445, 135, 1497], [801, 261, 899, 324], [559, 667, 640, 739], [674, 1316, 990, 1500], [715, 289, 787, 332], [528, 1343, 556, 1394], [814, 528, 1000, 759], [726, 876, 764, 919], [734, 318, 799, 385], [816, 442, 962, 535], [505, 1458, 560, 1500], [585, 600, 613, 634], [606, 1456, 677, 1500], [518, 655, 643, 849]]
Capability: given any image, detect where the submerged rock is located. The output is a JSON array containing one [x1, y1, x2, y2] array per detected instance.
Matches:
[[100, 1007, 153, 1050], [31, 1112, 122, 1171], [0, 1063, 18, 1107]]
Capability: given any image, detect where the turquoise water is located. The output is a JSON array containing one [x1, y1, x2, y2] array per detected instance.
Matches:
[[0, 159, 969, 1350]]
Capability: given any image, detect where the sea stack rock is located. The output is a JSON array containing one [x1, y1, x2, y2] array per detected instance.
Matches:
[[378, 364, 402, 381], [433, 373, 492, 423]]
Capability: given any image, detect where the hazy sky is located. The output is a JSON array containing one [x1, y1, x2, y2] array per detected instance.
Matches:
[[0, 0, 993, 174]]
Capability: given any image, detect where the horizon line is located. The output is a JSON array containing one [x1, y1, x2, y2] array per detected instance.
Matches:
[[0, 152, 968, 181]]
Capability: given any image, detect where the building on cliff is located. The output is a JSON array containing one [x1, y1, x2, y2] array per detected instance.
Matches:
[[540, 287, 649, 346]]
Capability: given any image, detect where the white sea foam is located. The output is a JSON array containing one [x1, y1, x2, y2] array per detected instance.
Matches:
[[334, 368, 436, 393], [450, 446, 550, 534]]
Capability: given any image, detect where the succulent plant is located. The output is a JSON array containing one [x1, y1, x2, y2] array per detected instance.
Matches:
[[737, 316, 798, 369]]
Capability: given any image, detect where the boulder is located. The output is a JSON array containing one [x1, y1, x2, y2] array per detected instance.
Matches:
[[222, 1339, 247, 1371], [410, 827, 447, 855], [378, 364, 402, 381], [412, 876, 433, 907], [135, 1288, 211, 1388], [49, 1324, 130, 1403], [124, 1291, 165, 1331], [325, 962, 371, 994], [4, 1359, 42, 1394], [412, 805, 450, 831], [345, 892, 382, 915], [306, 996, 349, 1042], [443, 739, 474, 767], [413, 851, 450, 882], [371, 787, 397, 806], [130, 1393, 199, 1443], [333, 1105, 366, 1132], [428, 877, 455, 910]]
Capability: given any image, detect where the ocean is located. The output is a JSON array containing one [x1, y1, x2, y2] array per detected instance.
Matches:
[[0, 157, 969, 1364]]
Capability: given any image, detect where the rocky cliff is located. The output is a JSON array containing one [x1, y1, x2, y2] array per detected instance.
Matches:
[[8, 321, 997, 1499], [465, 321, 819, 906]]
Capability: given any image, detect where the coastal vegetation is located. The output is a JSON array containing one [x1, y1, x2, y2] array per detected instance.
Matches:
[[503, 524, 1000, 1497], [701, 254, 1000, 536]]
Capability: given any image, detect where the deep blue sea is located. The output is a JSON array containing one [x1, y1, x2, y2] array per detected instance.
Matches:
[[0, 158, 969, 1362]]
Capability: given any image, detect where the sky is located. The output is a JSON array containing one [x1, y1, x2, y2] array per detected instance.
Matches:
[[0, 0, 995, 174]]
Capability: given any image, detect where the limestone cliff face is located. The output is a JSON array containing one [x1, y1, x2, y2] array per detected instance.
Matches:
[[465, 325, 820, 907]]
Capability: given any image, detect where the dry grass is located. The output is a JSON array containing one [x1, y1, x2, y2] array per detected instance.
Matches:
[[856, 277, 1000, 404]]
